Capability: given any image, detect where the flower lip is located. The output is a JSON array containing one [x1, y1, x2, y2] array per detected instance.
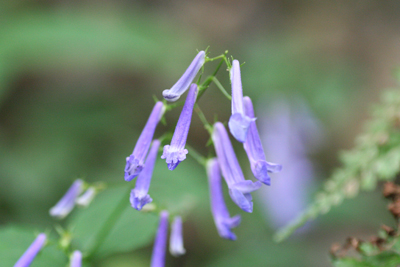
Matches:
[[162, 51, 205, 102]]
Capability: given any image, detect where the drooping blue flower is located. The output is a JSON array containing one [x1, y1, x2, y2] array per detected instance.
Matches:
[[161, 84, 197, 170], [151, 211, 169, 267], [207, 158, 241, 240], [162, 51, 205, 102], [70, 250, 82, 267], [14, 233, 46, 267], [212, 122, 262, 213], [75, 187, 96, 207], [243, 96, 282, 185], [169, 216, 186, 256], [49, 180, 83, 219], [130, 139, 161, 210], [125, 101, 165, 181], [228, 60, 255, 143]]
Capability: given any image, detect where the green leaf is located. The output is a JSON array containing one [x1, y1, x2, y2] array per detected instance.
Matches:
[[0, 225, 67, 267], [332, 258, 373, 267]]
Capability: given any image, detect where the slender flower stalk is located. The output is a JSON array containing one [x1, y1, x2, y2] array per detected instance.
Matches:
[[130, 139, 161, 210], [228, 60, 255, 143], [169, 216, 186, 256], [161, 84, 198, 170], [69, 250, 82, 267], [14, 233, 46, 267], [75, 187, 96, 207], [125, 101, 165, 181], [49, 180, 83, 219], [151, 211, 169, 267], [162, 51, 205, 102], [243, 96, 282, 185], [212, 122, 262, 213], [207, 159, 241, 240]]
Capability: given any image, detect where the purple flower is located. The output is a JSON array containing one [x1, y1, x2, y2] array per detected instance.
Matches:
[[151, 211, 169, 267], [50, 180, 83, 219], [162, 51, 205, 102], [243, 96, 282, 185], [125, 101, 165, 181], [75, 187, 96, 207], [14, 233, 46, 267], [161, 84, 197, 170], [130, 139, 161, 210], [169, 216, 186, 256], [70, 250, 82, 267], [228, 60, 255, 143], [212, 122, 262, 213], [207, 158, 241, 240]]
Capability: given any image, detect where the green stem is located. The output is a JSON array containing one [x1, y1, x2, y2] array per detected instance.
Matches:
[[197, 58, 225, 100], [212, 77, 231, 100], [194, 104, 212, 134], [87, 186, 130, 259], [185, 144, 207, 166]]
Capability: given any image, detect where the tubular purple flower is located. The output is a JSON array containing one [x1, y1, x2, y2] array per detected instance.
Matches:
[[161, 84, 198, 170], [162, 51, 205, 102], [207, 159, 241, 240], [212, 122, 262, 213], [125, 101, 165, 181], [243, 96, 282, 185], [228, 60, 255, 143], [75, 187, 96, 207], [151, 211, 169, 267], [49, 179, 83, 219], [169, 216, 186, 256], [70, 250, 82, 267], [130, 139, 161, 210], [14, 233, 46, 267]]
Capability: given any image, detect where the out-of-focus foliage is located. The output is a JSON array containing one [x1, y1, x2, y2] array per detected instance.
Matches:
[[275, 89, 400, 241]]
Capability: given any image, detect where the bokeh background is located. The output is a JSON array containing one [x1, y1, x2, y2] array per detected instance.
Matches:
[[2, 1, 400, 266]]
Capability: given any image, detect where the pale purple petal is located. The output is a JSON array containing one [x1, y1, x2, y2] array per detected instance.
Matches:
[[212, 122, 261, 213], [162, 51, 205, 102], [49, 180, 83, 219], [75, 187, 96, 207], [207, 158, 241, 240], [125, 101, 165, 181], [243, 96, 282, 185], [70, 250, 82, 267], [130, 139, 160, 210], [228, 60, 255, 143], [151, 211, 169, 267], [169, 216, 186, 256], [14, 233, 46, 267], [161, 84, 197, 170]]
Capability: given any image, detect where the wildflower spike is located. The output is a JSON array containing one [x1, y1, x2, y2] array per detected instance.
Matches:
[[151, 211, 169, 267], [161, 84, 197, 170], [162, 51, 205, 102], [49, 180, 83, 219], [228, 60, 255, 143], [130, 139, 161, 210], [70, 250, 82, 267], [207, 159, 241, 240], [243, 96, 282, 185], [125, 101, 165, 181], [14, 233, 46, 267], [212, 122, 262, 213]]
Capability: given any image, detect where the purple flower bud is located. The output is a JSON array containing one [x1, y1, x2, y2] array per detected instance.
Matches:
[[162, 51, 205, 102], [243, 96, 282, 185], [125, 101, 165, 181], [207, 159, 241, 240], [151, 211, 169, 267], [161, 84, 198, 170], [228, 60, 255, 143], [70, 250, 82, 267], [14, 233, 46, 267], [169, 216, 186, 256], [212, 122, 262, 213], [130, 139, 161, 210], [75, 187, 96, 207], [50, 180, 83, 219]]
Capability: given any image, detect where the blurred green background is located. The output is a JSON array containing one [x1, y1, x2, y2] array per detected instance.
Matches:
[[1, 1, 400, 266]]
